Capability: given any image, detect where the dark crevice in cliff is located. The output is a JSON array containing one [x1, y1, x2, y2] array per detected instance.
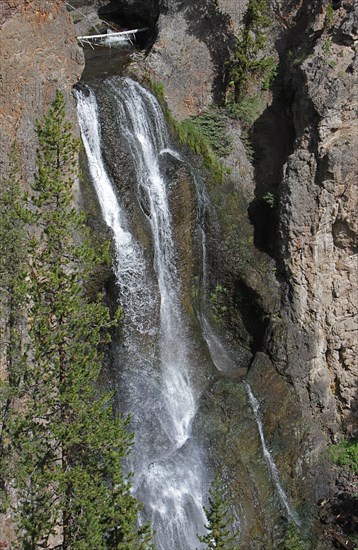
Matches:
[[233, 279, 270, 355], [248, 0, 330, 260], [248, 69, 295, 257]]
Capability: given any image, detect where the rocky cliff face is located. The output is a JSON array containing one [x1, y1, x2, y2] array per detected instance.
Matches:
[[276, 0, 357, 437], [0, 0, 83, 181], [141, 0, 248, 119], [270, 2, 357, 543]]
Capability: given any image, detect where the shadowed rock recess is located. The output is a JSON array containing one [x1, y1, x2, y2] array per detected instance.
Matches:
[[1, 0, 357, 548]]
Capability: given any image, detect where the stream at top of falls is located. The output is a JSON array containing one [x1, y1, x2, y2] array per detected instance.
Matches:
[[75, 72, 299, 548], [75, 77, 207, 549]]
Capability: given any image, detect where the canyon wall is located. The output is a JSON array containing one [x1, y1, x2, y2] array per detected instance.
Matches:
[[1, 0, 356, 547], [135, 0, 357, 545], [0, 0, 83, 181]]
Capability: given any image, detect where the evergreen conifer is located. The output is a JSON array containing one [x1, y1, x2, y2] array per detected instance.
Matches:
[[0, 145, 29, 503], [197, 472, 239, 549], [0, 91, 153, 549], [229, 0, 272, 102]]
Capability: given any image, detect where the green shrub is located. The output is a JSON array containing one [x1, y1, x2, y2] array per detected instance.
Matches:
[[240, 130, 255, 162], [228, 93, 265, 126], [149, 80, 166, 101], [184, 109, 232, 157], [329, 439, 358, 473], [261, 57, 278, 90], [176, 119, 229, 183], [323, 36, 333, 55], [325, 2, 335, 29], [262, 191, 276, 208], [281, 523, 306, 550]]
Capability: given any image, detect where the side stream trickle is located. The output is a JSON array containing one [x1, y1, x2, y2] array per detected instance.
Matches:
[[194, 169, 299, 528], [244, 382, 300, 526]]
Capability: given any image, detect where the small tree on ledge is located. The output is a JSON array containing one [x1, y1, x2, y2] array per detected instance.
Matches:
[[197, 472, 239, 549]]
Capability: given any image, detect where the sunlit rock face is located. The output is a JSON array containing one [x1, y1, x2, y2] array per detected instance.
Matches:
[[0, 0, 84, 181]]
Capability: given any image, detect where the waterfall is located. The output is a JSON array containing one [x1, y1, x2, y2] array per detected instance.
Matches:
[[74, 87, 156, 335], [244, 382, 300, 526], [75, 79, 207, 549], [108, 78, 195, 444]]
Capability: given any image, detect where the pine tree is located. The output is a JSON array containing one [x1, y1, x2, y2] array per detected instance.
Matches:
[[197, 472, 239, 549], [0, 145, 29, 504], [2, 92, 153, 549], [228, 0, 272, 102]]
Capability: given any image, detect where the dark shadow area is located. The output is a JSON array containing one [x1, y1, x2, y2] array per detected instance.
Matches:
[[248, 75, 295, 257], [248, 0, 327, 259], [320, 462, 358, 550], [233, 279, 270, 354], [175, 0, 236, 103], [98, 0, 160, 50]]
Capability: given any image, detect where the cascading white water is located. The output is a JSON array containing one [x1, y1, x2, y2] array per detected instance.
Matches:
[[244, 382, 300, 526], [108, 77, 197, 448], [74, 87, 156, 335], [76, 79, 207, 549]]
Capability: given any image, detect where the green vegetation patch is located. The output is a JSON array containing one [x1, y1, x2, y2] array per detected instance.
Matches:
[[281, 522, 306, 550], [226, 93, 265, 126], [175, 118, 230, 183], [325, 1, 335, 30], [227, 0, 275, 106], [182, 109, 232, 158], [148, 79, 230, 184], [329, 439, 358, 473]]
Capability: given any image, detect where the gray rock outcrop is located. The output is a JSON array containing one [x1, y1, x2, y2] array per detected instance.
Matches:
[[0, 0, 84, 182]]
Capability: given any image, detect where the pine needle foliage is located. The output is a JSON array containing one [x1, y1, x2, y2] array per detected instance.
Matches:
[[228, 0, 273, 103], [0, 91, 153, 549], [0, 144, 29, 506], [197, 472, 239, 549], [183, 110, 232, 158]]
